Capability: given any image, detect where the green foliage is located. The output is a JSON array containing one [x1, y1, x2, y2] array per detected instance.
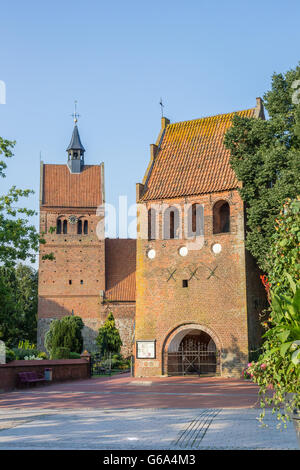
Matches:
[[45, 316, 84, 357], [37, 351, 48, 360], [0, 135, 53, 347], [0, 138, 41, 266], [51, 347, 70, 360], [248, 276, 300, 427], [0, 264, 38, 347], [18, 340, 36, 350], [266, 198, 300, 295], [13, 347, 40, 360], [5, 347, 15, 362], [224, 64, 300, 271], [111, 353, 130, 369], [69, 351, 81, 359], [96, 313, 122, 356], [245, 195, 300, 427]]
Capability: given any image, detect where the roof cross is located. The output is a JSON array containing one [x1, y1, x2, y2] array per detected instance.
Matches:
[[71, 100, 80, 124], [159, 97, 164, 118]]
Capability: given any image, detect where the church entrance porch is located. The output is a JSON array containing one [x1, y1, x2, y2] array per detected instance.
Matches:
[[164, 326, 221, 377]]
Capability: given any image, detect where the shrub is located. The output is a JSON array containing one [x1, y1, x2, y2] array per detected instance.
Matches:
[[5, 348, 15, 363], [247, 276, 300, 427], [111, 353, 130, 370], [37, 351, 48, 360], [69, 351, 81, 359], [266, 197, 300, 297], [13, 348, 40, 360], [51, 347, 71, 360], [45, 316, 84, 357], [96, 313, 122, 356]]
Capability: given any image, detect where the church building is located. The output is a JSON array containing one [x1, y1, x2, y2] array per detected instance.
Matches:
[[37, 98, 266, 377]]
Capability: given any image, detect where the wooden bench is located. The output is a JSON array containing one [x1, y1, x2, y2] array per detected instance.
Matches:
[[18, 371, 46, 387]]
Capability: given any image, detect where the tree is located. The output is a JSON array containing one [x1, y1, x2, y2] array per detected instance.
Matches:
[[0, 136, 53, 347], [96, 313, 122, 356], [266, 197, 300, 295], [0, 138, 41, 266], [45, 316, 84, 357], [0, 264, 38, 347], [224, 64, 300, 271], [0, 136, 54, 266]]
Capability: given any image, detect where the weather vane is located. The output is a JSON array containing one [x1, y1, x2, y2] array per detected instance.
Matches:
[[71, 100, 80, 124], [159, 97, 164, 118]]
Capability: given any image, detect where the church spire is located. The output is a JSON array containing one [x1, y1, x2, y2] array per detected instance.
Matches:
[[67, 101, 85, 173]]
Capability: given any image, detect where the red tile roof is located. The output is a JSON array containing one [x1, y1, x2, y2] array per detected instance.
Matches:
[[41, 164, 102, 208], [140, 108, 256, 201], [105, 239, 136, 302]]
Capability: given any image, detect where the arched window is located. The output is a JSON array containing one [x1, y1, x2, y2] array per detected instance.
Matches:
[[63, 219, 68, 234], [148, 208, 156, 240], [163, 206, 180, 239], [77, 220, 82, 234], [213, 200, 230, 234], [187, 203, 204, 237], [56, 219, 62, 234], [84, 220, 88, 234]]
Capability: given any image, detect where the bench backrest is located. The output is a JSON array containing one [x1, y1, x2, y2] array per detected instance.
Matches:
[[18, 371, 40, 381]]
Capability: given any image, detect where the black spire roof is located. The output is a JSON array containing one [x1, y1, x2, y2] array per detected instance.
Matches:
[[66, 125, 85, 152]]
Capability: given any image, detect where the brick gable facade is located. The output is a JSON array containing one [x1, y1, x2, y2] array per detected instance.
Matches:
[[134, 99, 266, 377]]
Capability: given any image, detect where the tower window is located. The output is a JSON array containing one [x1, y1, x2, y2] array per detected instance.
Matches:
[[148, 208, 156, 240], [56, 219, 62, 234], [63, 220, 68, 234], [213, 200, 230, 234], [77, 220, 82, 234], [188, 203, 204, 237], [84, 220, 88, 234], [163, 206, 180, 239], [80, 280, 83, 285], [182, 280, 188, 288], [69, 280, 72, 285]]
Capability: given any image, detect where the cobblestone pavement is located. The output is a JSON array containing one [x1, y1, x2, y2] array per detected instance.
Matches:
[[0, 375, 298, 450], [0, 408, 298, 450], [0, 375, 261, 409]]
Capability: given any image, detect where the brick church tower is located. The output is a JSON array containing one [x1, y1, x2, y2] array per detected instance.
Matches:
[[37, 119, 136, 355], [37, 119, 105, 350], [134, 99, 266, 377]]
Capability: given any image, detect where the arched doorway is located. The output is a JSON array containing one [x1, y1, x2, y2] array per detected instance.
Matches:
[[166, 327, 220, 376]]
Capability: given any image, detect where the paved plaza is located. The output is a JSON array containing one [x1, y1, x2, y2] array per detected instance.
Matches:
[[0, 374, 298, 450]]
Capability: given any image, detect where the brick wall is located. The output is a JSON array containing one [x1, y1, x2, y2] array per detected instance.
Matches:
[[38, 208, 135, 358], [135, 189, 262, 377], [0, 359, 90, 393]]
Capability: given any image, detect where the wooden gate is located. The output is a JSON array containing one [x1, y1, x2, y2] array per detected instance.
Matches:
[[167, 334, 220, 376]]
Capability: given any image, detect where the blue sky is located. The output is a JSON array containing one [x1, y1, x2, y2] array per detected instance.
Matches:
[[1, 0, 300, 245]]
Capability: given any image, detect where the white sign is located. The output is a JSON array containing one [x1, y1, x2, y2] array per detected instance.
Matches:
[[136, 341, 156, 359]]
